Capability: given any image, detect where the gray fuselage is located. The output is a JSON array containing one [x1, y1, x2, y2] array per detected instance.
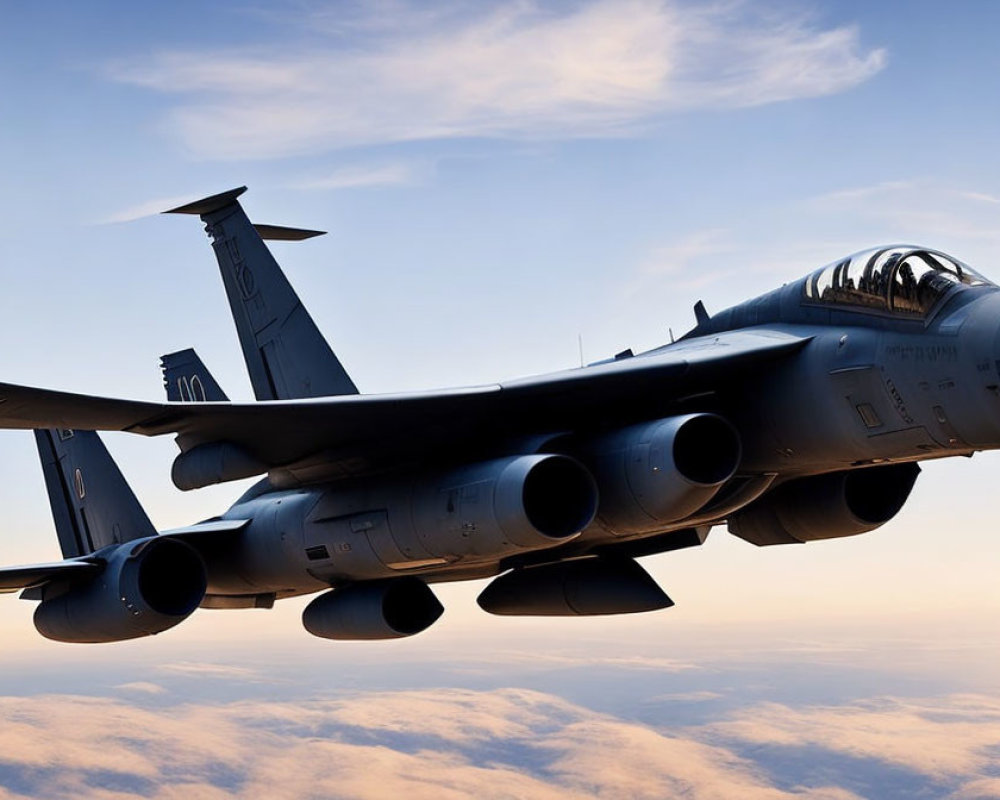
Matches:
[[198, 247, 1000, 601]]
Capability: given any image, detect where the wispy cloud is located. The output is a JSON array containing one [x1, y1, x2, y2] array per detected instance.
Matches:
[[708, 694, 1000, 781], [630, 228, 739, 292], [115, 681, 167, 695], [326, 687, 577, 743], [811, 180, 1000, 245], [624, 176, 1000, 319], [961, 190, 1000, 205], [623, 228, 842, 310], [98, 194, 197, 224], [106, 1, 886, 160], [651, 690, 726, 702], [813, 180, 916, 204], [449, 648, 697, 674], [950, 778, 1000, 799], [288, 162, 420, 191], [157, 661, 263, 681]]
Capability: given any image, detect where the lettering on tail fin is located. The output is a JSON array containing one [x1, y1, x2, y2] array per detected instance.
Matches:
[[165, 188, 359, 400], [161, 348, 229, 402], [34, 429, 157, 558]]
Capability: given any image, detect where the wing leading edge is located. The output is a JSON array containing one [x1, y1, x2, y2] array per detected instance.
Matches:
[[0, 329, 809, 485]]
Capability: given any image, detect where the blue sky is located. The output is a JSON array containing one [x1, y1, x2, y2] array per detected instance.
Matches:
[[2, 2, 1000, 796]]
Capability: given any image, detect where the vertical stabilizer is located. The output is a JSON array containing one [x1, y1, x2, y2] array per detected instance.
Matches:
[[165, 188, 358, 400], [34, 430, 156, 558], [161, 348, 229, 402]]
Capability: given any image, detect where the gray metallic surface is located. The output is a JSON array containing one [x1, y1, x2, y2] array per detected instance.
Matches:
[[166, 188, 358, 400], [4, 196, 1000, 641], [32, 536, 206, 643], [578, 414, 740, 534], [34, 429, 157, 557], [202, 454, 597, 596], [0, 330, 808, 487], [0, 561, 100, 594], [477, 557, 672, 616], [729, 463, 921, 545], [161, 348, 229, 402], [302, 579, 444, 640]]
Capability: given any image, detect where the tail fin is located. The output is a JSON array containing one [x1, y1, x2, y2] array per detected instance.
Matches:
[[165, 187, 359, 400], [161, 348, 229, 402], [34, 429, 156, 558]]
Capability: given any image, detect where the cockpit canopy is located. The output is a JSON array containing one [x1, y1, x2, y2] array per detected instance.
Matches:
[[803, 246, 992, 318]]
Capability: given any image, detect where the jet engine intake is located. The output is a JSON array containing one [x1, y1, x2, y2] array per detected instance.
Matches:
[[477, 557, 673, 616], [33, 537, 207, 643], [728, 462, 921, 546], [302, 578, 443, 639], [581, 414, 741, 534]]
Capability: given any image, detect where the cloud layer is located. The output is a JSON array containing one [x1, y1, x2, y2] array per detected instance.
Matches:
[[108, 1, 886, 159], [0, 687, 996, 798]]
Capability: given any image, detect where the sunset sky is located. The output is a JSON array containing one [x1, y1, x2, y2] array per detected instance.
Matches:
[[1, 1, 1000, 797]]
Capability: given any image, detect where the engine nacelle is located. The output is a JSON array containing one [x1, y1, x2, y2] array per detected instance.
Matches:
[[580, 414, 741, 534], [302, 578, 443, 639], [33, 537, 207, 643], [411, 454, 598, 552], [294, 454, 599, 583], [477, 557, 673, 616], [728, 462, 921, 546]]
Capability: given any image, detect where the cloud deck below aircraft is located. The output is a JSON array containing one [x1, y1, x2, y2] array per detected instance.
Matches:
[[0, 686, 996, 798]]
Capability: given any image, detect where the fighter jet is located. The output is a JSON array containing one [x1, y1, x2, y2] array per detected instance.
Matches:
[[0, 186, 995, 642]]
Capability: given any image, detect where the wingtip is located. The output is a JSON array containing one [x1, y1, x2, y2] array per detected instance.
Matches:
[[163, 186, 248, 216]]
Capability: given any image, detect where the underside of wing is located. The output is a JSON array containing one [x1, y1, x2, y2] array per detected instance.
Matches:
[[0, 385, 166, 432], [0, 329, 809, 486]]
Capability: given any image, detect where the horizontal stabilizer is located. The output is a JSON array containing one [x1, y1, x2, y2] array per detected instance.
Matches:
[[164, 187, 247, 216], [0, 560, 100, 594], [171, 186, 358, 400], [164, 191, 325, 239], [253, 224, 325, 241]]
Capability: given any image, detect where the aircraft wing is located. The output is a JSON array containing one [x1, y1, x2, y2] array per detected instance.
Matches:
[[0, 560, 101, 593], [0, 329, 808, 482]]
